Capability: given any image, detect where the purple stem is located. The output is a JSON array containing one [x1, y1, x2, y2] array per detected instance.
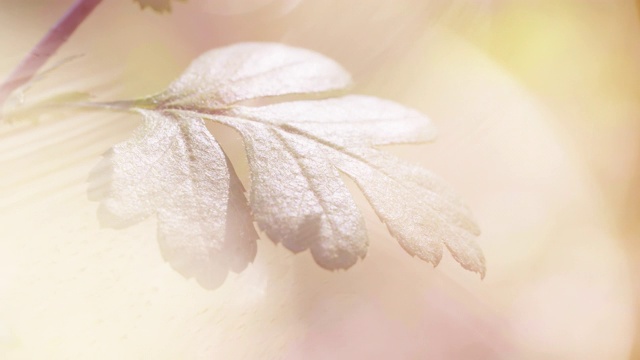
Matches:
[[0, 0, 103, 113]]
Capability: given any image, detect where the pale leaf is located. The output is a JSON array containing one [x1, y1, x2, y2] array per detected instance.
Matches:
[[92, 42, 485, 282], [218, 119, 368, 269], [91, 109, 256, 287], [154, 42, 352, 108], [223, 95, 438, 147]]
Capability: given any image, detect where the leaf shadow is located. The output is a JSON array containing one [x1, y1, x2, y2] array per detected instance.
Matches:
[[87, 151, 258, 290]]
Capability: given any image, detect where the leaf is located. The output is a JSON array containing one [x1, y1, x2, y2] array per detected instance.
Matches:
[[219, 120, 368, 269], [90, 110, 256, 287], [91, 42, 485, 283], [154, 42, 352, 108], [133, 0, 186, 13]]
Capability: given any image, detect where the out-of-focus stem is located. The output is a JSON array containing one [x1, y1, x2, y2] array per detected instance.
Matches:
[[0, 0, 103, 114]]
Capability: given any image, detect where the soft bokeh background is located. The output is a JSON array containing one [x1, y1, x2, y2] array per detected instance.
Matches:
[[1, 0, 639, 358]]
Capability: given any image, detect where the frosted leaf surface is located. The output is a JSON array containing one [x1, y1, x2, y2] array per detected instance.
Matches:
[[91, 110, 257, 287], [331, 147, 484, 275], [155, 42, 352, 108], [214, 119, 368, 269], [92, 42, 485, 281], [224, 95, 438, 147]]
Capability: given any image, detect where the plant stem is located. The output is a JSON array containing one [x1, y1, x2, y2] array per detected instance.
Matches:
[[0, 0, 103, 113]]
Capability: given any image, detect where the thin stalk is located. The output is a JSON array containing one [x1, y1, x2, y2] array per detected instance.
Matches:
[[70, 99, 149, 112], [0, 0, 103, 113]]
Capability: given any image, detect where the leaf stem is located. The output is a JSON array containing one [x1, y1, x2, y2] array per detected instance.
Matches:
[[71, 99, 146, 112], [0, 0, 103, 115]]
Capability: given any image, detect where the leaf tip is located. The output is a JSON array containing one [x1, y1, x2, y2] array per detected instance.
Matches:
[[395, 234, 444, 269], [446, 240, 486, 279], [471, 263, 487, 280], [310, 245, 367, 271]]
